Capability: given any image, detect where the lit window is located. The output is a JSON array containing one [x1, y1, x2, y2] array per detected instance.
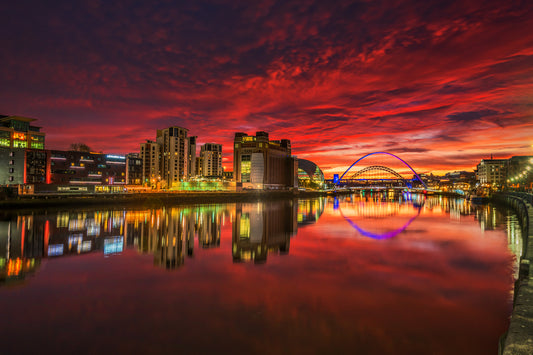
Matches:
[[13, 141, 27, 148]]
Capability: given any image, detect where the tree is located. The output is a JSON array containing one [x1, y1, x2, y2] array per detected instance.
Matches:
[[69, 143, 92, 152]]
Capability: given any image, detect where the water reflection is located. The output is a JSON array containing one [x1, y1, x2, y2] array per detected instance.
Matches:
[[0, 195, 524, 285], [232, 201, 297, 264], [334, 192, 424, 239], [0, 199, 327, 283], [0, 195, 521, 354], [472, 203, 523, 278], [124, 206, 228, 269]]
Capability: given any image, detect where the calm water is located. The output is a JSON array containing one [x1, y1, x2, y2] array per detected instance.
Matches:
[[0, 193, 522, 354]]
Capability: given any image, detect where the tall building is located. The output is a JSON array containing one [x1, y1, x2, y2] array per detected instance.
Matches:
[[195, 156, 203, 177], [201, 143, 222, 177], [0, 115, 45, 150], [126, 153, 143, 185], [188, 136, 197, 179], [233, 131, 297, 189], [140, 140, 161, 186], [156, 126, 189, 187], [476, 158, 507, 187]]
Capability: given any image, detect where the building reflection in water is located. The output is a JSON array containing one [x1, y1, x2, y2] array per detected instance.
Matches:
[[473, 203, 524, 278], [1, 200, 311, 283], [125, 205, 228, 269], [0, 218, 42, 284], [0, 210, 126, 284], [232, 200, 298, 264], [297, 198, 325, 226]]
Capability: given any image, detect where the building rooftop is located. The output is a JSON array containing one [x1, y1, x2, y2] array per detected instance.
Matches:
[[0, 115, 38, 123]]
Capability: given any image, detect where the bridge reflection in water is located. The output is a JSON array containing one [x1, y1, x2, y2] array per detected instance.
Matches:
[[0, 194, 523, 284], [334, 191, 424, 239], [0, 195, 523, 355]]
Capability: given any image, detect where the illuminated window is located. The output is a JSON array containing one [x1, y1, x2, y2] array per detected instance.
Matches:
[[239, 214, 250, 239], [13, 132, 26, 140], [241, 155, 251, 182], [13, 140, 27, 148]]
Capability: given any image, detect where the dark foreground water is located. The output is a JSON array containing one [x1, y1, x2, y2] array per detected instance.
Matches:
[[0, 193, 522, 354]]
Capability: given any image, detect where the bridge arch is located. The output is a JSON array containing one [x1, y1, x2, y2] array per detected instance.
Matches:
[[350, 165, 406, 181], [338, 152, 427, 188]]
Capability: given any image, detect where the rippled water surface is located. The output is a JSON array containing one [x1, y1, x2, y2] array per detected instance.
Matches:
[[0, 193, 522, 354]]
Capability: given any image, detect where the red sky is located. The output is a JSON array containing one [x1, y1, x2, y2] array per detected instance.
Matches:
[[1, 0, 532, 176]]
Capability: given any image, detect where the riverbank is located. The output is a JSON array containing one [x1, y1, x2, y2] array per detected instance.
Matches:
[[0, 188, 463, 211], [493, 193, 533, 355], [0, 189, 333, 210]]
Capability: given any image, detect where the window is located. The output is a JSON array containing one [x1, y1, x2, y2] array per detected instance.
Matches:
[[13, 140, 27, 148], [9, 159, 15, 165], [241, 155, 251, 182], [9, 176, 14, 182], [9, 151, 15, 157], [9, 168, 14, 173]]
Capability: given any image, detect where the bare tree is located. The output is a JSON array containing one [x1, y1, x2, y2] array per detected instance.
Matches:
[[69, 143, 92, 152]]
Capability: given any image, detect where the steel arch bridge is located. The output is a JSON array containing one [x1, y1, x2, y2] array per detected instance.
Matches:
[[336, 152, 427, 189]]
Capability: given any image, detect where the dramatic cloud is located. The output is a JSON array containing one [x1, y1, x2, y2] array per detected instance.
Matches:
[[1, 0, 532, 176]]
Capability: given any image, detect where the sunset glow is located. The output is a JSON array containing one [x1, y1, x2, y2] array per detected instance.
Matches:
[[1, 0, 532, 177]]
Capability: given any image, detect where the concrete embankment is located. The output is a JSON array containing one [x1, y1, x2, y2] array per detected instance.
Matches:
[[493, 193, 533, 355], [0, 190, 332, 210]]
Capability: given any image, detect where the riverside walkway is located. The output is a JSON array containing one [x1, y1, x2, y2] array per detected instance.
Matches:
[[495, 192, 533, 355]]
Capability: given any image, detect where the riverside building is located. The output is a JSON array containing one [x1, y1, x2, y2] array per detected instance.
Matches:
[[188, 136, 197, 179], [0, 115, 45, 150], [49, 151, 126, 186], [0, 115, 48, 186], [126, 153, 143, 185], [140, 140, 161, 187], [233, 131, 297, 190], [200, 143, 222, 177], [156, 126, 189, 188], [475, 158, 507, 188]]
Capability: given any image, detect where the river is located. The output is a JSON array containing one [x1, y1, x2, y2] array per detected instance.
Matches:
[[0, 192, 522, 354]]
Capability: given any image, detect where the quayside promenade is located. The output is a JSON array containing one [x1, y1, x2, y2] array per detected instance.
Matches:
[[494, 192, 533, 355]]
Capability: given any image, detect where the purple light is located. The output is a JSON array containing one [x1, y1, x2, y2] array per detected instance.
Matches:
[[337, 152, 427, 188]]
